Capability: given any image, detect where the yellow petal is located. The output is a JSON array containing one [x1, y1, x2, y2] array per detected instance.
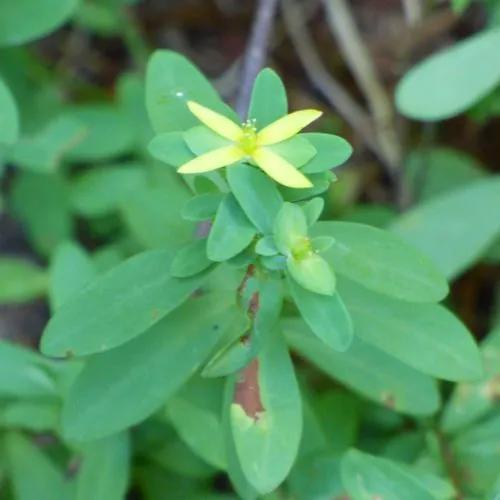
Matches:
[[252, 147, 313, 189], [178, 146, 244, 174], [256, 109, 322, 146], [187, 101, 242, 141]]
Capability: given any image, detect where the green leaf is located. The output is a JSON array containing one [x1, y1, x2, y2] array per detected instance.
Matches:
[[268, 136, 317, 168], [166, 377, 226, 469], [64, 105, 135, 161], [76, 433, 130, 500], [41, 248, 209, 357], [0, 341, 57, 399], [70, 163, 148, 217], [248, 68, 288, 127], [184, 125, 231, 156], [273, 202, 308, 254], [0, 76, 19, 144], [148, 131, 194, 167], [314, 221, 448, 303], [62, 293, 246, 441], [231, 329, 302, 493], [405, 147, 485, 202], [4, 433, 72, 500], [395, 28, 500, 120], [287, 253, 336, 296], [311, 236, 335, 253], [301, 197, 324, 226], [284, 318, 440, 416], [171, 239, 213, 278], [255, 236, 278, 256], [300, 133, 352, 173], [10, 172, 73, 256], [227, 164, 283, 234], [451, 0, 472, 13], [0, 257, 47, 304], [452, 413, 500, 494], [121, 181, 195, 250], [288, 278, 353, 352], [281, 171, 333, 202], [207, 194, 256, 261], [0, 401, 59, 432], [0, 0, 79, 46], [339, 278, 483, 381], [182, 193, 224, 221], [391, 176, 500, 279], [146, 50, 237, 134], [222, 378, 259, 500], [288, 452, 344, 500], [49, 241, 97, 311], [341, 449, 435, 500], [441, 326, 500, 433], [8, 116, 86, 172]]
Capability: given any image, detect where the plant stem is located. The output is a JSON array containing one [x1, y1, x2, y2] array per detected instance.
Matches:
[[281, 0, 380, 159], [235, 0, 280, 119], [322, 0, 408, 208]]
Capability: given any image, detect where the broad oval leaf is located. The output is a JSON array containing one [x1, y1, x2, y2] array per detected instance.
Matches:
[[248, 68, 288, 127], [391, 176, 500, 279], [231, 329, 302, 494], [273, 202, 308, 254], [76, 433, 130, 500], [207, 194, 256, 261], [70, 164, 148, 217], [5, 432, 72, 500], [148, 131, 194, 167], [288, 278, 353, 352], [0, 0, 79, 46], [182, 193, 224, 221], [64, 105, 135, 161], [49, 241, 97, 311], [41, 249, 209, 357], [146, 50, 238, 134], [8, 116, 86, 172], [340, 278, 483, 381], [396, 28, 500, 120], [166, 377, 226, 469], [284, 318, 440, 416], [62, 293, 246, 441], [341, 449, 435, 500], [0, 342, 57, 399], [300, 133, 352, 173], [171, 239, 213, 278], [0, 76, 19, 144], [227, 164, 283, 234], [313, 221, 448, 303]]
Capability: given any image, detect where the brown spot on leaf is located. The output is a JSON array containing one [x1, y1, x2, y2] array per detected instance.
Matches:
[[237, 264, 256, 296], [234, 358, 264, 420], [248, 292, 259, 318], [151, 308, 160, 320]]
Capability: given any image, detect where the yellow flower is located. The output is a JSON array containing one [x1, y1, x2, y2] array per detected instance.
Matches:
[[177, 101, 322, 188]]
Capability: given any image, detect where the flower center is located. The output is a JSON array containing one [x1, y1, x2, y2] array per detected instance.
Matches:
[[238, 119, 258, 155], [291, 237, 313, 261]]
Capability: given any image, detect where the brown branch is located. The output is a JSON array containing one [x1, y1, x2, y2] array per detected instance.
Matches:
[[281, 0, 382, 161], [236, 0, 280, 119]]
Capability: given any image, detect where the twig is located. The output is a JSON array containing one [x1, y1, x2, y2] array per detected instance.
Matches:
[[215, 0, 321, 101], [401, 0, 423, 26], [281, 0, 381, 158], [235, 0, 280, 118], [322, 0, 404, 198]]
